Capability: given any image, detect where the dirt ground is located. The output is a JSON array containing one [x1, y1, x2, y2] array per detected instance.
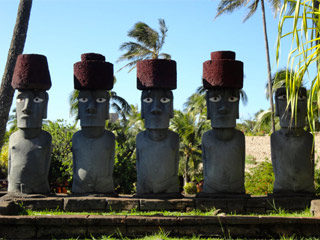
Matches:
[[245, 133, 320, 165]]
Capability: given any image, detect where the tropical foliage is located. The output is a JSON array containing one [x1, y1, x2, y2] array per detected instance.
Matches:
[[118, 18, 171, 72], [276, 0, 320, 131]]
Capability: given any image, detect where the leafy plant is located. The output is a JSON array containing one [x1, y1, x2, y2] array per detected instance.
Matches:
[[183, 182, 197, 194], [43, 120, 77, 192], [245, 160, 274, 195], [0, 142, 8, 179], [245, 155, 257, 165]]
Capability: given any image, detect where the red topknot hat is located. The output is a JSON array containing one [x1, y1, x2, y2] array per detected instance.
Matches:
[[202, 51, 243, 89], [12, 54, 51, 90], [137, 59, 176, 90], [74, 53, 113, 90]]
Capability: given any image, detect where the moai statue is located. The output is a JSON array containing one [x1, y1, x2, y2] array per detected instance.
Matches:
[[72, 53, 116, 195], [199, 51, 246, 197], [135, 59, 180, 197], [271, 87, 314, 195], [8, 54, 52, 194]]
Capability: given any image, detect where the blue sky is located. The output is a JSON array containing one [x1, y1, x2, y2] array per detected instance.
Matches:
[[0, 0, 291, 123]]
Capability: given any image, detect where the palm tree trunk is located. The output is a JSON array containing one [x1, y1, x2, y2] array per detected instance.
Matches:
[[261, 0, 275, 133], [0, 0, 33, 151], [184, 156, 190, 186]]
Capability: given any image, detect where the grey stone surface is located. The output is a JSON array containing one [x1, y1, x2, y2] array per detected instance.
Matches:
[[72, 90, 115, 194], [271, 87, 314, 195], [202, 88, 245, 194], [136, 89, 179, 195], [8, 90, 52, 194]]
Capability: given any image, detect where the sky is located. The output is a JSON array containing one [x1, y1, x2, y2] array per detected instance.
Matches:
[[0, 0, 293, 124]]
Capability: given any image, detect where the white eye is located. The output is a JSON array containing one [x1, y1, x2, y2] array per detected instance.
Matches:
[[143, 97, 153, 103], [298, 95, 306, 100], [17, 98, 24, 103], [228, 96, 239, 102], [160, 97, 170, 103], [33, 97, 44, 103], [79, 97, 88, 103], [96, 98, 106, 103], [209, 95, 221, 102], [277, 95, 286, 100]]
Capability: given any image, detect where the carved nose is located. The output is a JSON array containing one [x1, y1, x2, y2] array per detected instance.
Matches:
[[22, 99, 32, 114], [86, 102, 97, 114], [218, 106, 228, 114], [151, 102, 162, 115]]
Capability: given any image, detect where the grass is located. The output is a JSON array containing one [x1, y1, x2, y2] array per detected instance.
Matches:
[[23, 207, 312, 218], [245, 155, 257, 165]]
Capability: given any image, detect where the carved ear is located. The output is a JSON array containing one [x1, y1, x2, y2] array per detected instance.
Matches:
[[141, 103, 145, 119], [206, 91, 211, 120], [42, 92, 49, 119], [169, 100, 174, 118], [105, 96, 110, 120], [275, 96, 279, 116]]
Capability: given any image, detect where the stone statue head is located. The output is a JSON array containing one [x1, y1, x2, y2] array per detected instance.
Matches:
[[141, 89, 173, 129], [16, 90, 48, 129], [73, 53, 114, 128], [11, 54, 52, 129], [206, 88, 240, 128], [78, 90, 110, 127], [275, 87, 307, 128]]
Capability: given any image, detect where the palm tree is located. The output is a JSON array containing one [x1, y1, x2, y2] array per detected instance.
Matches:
[[117, 18, 171, 72], [215, 0, 282, 133], [0, 0, 33, 152], [170, 110, 210, 186]]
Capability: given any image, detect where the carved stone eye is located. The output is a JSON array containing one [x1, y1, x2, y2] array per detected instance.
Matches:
[[160, 97, 170, 103], [277, 94, 286, 100], [79, 97, 88, 103], [228, 96, 239, 102], [96, 98, 106, 103], [33, 97, 44, 103], [143, 98, 153, 103], [298, 95, 306, 100], [209, 95, 221, 102]]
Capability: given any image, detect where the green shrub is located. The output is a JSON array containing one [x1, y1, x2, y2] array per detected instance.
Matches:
[[43, 120, 77, 191], [0, 142, 8, 179], [245, 160, 274, 195], [183, 181, 197, 194]]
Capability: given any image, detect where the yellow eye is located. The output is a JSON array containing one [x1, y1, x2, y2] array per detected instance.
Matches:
[[96, 98, 106, 103], [33, 97, 44, 103], [160, 97, 170, 103], [228, 96, 239, 102], [277, 95, 286, 100], [209, 96, 221, 102], [79, 97, 88, 103], [143, 98, 153, 103]]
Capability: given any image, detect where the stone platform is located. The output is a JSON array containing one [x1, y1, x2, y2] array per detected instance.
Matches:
[[0, 192, 318, 214], [1, 215, 320, 239]]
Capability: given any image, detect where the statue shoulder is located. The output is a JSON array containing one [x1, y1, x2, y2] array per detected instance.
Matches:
[[40, 130, 52, 144], [234, 129, 245, 139], [202, 129, 214, 141], [103, 129, 115, 140]]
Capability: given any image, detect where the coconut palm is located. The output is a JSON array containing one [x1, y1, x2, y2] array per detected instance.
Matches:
[[0, 0, 33, 152], [215, 0, 286, 132], [170, 110, 210, 186], [118, 18, 171, 72]]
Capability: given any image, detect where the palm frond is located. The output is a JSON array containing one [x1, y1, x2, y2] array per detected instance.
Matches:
[[128, 22, 159, 49], [243, 0, 260, 22], [158, 53, 171, 59], [216, 0, 246, 18], [158, 18, 168, 51]]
